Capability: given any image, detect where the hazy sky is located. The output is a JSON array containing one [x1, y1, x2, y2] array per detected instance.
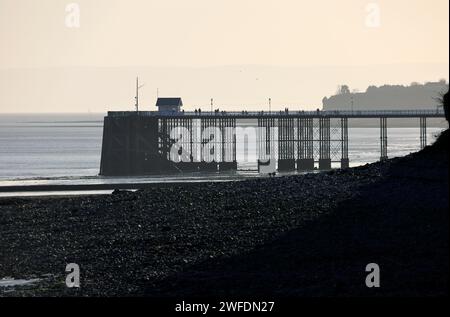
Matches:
[[0, 0, 448, 112]]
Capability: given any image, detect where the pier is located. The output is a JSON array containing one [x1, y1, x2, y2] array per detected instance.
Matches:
[[100, 109, 445, 176]]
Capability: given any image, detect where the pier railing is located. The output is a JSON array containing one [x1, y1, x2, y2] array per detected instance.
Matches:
[[107, 109, 445, 119]]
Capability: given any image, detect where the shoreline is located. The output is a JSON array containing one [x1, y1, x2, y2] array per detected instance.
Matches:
[[0, 179, 239, 194]]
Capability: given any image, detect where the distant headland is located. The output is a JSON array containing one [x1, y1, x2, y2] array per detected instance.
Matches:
[[322, 80, 448, 127], [323, 80, 448, 111]]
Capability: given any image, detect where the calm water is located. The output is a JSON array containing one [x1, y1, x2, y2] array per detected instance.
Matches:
[[0, 114, 445, 187]]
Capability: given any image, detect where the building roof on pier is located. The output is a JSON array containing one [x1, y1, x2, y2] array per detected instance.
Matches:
[[156, 98, 183, 107]]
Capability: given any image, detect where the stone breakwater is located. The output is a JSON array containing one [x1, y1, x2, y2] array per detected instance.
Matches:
[[0, 130, 448, 297]]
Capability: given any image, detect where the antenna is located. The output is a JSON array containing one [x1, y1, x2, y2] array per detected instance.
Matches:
[[135, 77, 145, 112], [211, 98, 213, 112], [269, 98, 271, 113]]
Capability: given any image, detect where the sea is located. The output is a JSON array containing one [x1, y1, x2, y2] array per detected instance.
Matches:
[[0, 113, 445, 196]]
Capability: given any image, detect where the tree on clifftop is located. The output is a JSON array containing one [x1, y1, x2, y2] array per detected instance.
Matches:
[[336, 85, 351, 95]]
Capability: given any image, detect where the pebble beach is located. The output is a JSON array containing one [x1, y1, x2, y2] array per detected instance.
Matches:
[[0, 130, 448, 297]]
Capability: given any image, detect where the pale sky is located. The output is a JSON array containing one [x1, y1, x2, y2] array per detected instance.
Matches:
[[0, 0, 448, 112], [1, 0, 448, 68]]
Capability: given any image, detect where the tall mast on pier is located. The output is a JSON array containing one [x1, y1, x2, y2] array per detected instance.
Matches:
[[135, 77, 145, 112], [135, 77, 138, 112]]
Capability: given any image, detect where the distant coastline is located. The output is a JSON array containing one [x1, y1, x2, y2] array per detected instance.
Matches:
[[323, 80, 448, 111], [322, 81, 448, 127]]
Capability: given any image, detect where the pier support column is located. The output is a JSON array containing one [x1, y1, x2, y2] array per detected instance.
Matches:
[[189, 118, 203, 171], [278, 117, 295, 171], [175, 118, 200, 172], [420, 117, 427, 150], [218, 117, 237, 171], [319, 117, 331, 170], [200, 117, 218, 172], [340, 117, 349, 169], [258, 117, 277, 173], [297, 118, 315, 170], [380, 117, 388, 161], [157, 117, 182, 173], [278, 159, 295, 171]]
